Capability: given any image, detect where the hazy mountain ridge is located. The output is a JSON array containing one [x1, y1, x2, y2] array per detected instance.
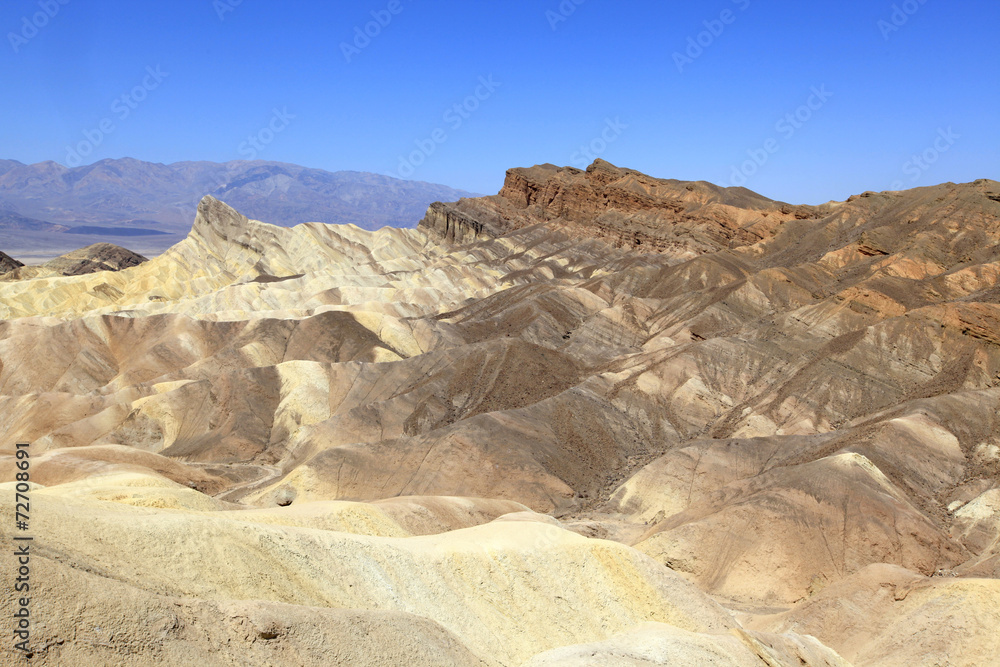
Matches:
[[0, 157, 480, 232], [0, 209, 70, 233]]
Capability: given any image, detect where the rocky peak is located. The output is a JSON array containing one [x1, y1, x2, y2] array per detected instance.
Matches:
[[188, 194, 285, 263], [191, 195, 250, 239], [0, 250, 23, 274], [43, 243, 148, 276], [419, 159, 819, 258]]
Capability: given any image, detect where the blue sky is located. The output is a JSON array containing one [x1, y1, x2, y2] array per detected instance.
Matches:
[[1, 0, 997, 203]]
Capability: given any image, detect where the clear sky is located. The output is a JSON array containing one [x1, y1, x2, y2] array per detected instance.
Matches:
[[1, 0, 997, 203]]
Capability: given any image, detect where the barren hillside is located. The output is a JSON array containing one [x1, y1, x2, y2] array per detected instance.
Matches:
[[2, 160, 999, 666]]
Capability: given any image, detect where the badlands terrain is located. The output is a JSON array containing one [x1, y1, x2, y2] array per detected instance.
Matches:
[[2, 159, 1000, 665]]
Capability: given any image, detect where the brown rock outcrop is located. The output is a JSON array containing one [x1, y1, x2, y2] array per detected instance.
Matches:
[[0, 250, 22, 273], [44, 242, 149, 275], [419, 159, 820, 258]]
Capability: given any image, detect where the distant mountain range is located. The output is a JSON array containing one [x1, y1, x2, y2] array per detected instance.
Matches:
[[0, 158, 480, 234], [0, 209, 71, 233]]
